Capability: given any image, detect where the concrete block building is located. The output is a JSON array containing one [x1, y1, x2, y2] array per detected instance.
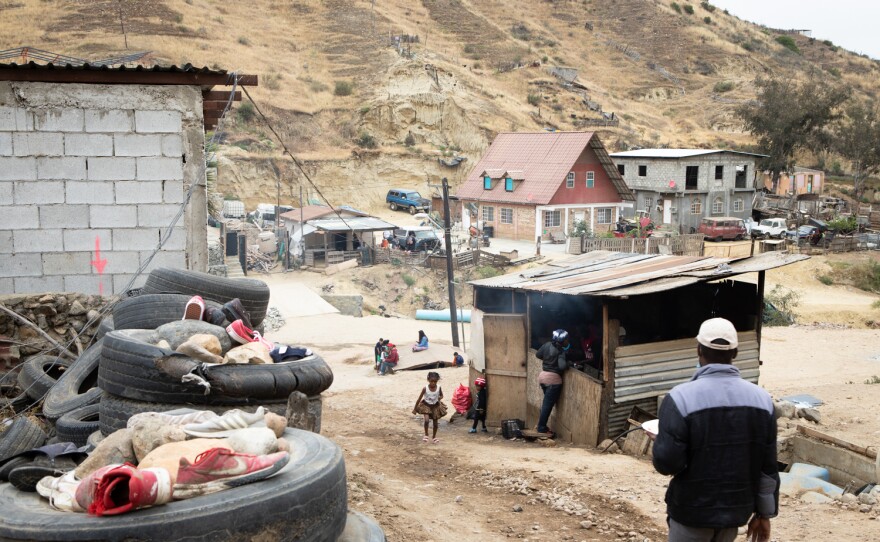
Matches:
[[0, 63, 253, 295], [609, 149, 766, 234], [761, 166, 824, 196], [455, 132, 634, 241]]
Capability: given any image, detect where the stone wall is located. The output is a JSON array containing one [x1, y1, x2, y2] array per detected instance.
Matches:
[[0, 82, 207, 295]]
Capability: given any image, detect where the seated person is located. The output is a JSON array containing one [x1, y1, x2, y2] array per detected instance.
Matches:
[[452, 351, 464, 367], [412, 330, 429, 352], [380, 343, 398, 375]]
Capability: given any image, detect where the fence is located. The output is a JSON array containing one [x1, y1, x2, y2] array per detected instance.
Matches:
[[581, 234, 704, 256], [788, 233, 880, 254]]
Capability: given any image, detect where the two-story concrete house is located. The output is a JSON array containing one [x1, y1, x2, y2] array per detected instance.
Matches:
[[608, 149, 766, 233]]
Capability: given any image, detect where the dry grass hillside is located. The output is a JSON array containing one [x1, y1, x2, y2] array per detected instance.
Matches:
[[3, 0, 879, 211]]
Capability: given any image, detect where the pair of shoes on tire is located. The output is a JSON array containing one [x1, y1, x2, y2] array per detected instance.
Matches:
[[5, 443, 88, 492], [182, 407, 267, 438], [184, 297, 252, 329], [226, 320, 273, 350], [173, 447, 290, 499], [76, 463, 172, 516]]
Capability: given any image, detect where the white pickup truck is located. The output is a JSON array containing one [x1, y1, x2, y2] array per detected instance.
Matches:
[[750, 218, 788, 239]]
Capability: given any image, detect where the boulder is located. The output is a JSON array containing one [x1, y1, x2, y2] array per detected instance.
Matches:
[[223, 343, 272, 365], [75, 429, 137, 479], [859, 492, 878, 506], [797, 407, 822, 424], [129, 417, 188, 461], [774, 400, 797, 419]]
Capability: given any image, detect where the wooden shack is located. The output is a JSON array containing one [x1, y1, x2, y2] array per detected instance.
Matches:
[[468, 251, 807, 446]]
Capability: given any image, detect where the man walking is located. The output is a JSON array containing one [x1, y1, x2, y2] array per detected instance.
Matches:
[[534, 329, 570, 437], [651, 318, 779, 542]]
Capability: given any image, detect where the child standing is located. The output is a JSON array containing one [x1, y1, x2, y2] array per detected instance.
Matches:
[[412, 371, 447, 443], [469, 377, 488, 433]]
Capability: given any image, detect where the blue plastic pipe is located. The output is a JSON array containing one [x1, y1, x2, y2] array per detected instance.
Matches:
[[415, 309, 472, 323]]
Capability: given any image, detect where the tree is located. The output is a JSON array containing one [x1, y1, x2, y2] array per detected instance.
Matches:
[[736, 76, 850, 189], [836, 100, 880, 201]]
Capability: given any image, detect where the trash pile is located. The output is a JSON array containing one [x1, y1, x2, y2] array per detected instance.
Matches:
[[0, 268, 383, 540]]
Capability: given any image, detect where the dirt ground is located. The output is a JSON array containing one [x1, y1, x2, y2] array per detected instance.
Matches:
[[266, 252, 880, 541]]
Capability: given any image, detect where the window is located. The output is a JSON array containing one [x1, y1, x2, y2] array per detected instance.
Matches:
[[566, 172, 575, 188], [645, 197, 653, 211], [597, 207, 613, 224], [733, 198, 744, 212], [712, 197, 724, 214], [690, 197, 702, 215], [500, 208, 513, 224], [715, 165, 724, 180], [586, 171, 595, 188], [685, 166, 699, 190], [505, 177, 514, 192], [482, 206, 494, 222], [617, 164, 625, 175], [638, 165, 647, 177], [544, 210, 561, 228], [483, 176, 492, 190], [735, 165, 747, 188]]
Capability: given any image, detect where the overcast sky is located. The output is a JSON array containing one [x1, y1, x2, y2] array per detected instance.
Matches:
[[711, 0, 880, 59]]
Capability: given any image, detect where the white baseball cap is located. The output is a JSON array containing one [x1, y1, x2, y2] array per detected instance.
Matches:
[[696, 318, 738, 350]]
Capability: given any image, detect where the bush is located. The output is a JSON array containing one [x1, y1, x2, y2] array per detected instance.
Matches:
[[402, 274, 416, 287], [703, 16, 712, 24], [334, 80, 353, 96], [670, 2, 681, 13], [404, 132, 416, 147], [700, 1, 715, 11], [817, 275, 833, 285], [775, 35, 800, 54], [822, 39, 834, 47], [849, 261, 880, 293], [475, 266, 502, 279], [356, 132, 377, 149], [683, 4, 694, 15], [237, 37, 251, 46], [713, 81, 734, 93], [236, 102, 255, 123], [827, 215, 857, 233], [741, 41, 756, 52], [763, 285, 800, 326], [827, 66, 841, 78], [568, 219, 592, 237], [873, 299, 880, 309], [527, 93, 541, 106], [865, 375, 880, 385]]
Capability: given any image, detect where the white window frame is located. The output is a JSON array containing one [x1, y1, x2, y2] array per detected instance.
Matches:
[[586, 171, 595, 188], [597, 207, 613, 224], [712, 197, 724, 215], [544, 210, 561, 228], [691, 197, 702, 215], [733, 198, 744, 212], [500, 207, 513, 224], [482, 206, 494, 222], [566, 172, 575, 188], [645, 197, 653, 211]]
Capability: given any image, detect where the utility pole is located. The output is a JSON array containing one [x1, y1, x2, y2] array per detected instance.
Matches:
[[442, 177, 460, 347]]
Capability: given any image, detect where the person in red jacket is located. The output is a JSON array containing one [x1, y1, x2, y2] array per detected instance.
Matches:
[[379, 343, 399, 375]]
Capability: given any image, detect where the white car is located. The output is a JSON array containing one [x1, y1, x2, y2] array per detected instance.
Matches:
[[751, 218, 788, 239]]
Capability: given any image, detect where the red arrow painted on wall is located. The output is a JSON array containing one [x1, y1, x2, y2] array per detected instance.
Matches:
[[91, 237, 108, 296]]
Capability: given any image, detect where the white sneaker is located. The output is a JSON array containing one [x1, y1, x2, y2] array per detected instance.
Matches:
[[127, 409, 219, 429], [182, 407, 267, 438]]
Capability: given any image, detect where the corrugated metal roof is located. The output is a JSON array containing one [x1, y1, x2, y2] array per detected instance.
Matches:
[[280, 205, 368, 223], [456, 132, 634, 204], [610, 148, 768, 159], [0, 61, 228, 75], [0, 61, 256, 86], [470, 251, 808, 297], [308, 216, 397, 232]]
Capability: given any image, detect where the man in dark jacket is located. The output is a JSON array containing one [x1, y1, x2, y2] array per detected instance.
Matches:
[[534, 329, 570, 436], [652, 318, 778, 542]]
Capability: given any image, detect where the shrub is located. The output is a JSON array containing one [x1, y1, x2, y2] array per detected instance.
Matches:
[[403, 132, 416, 147], [475, 266, 502, 279], [713, 81, 734, 93], [402, 274, 416, 287], [827, 66, 841, 78], [865, 375, 880, 385], [775, 35, 800, 54], [683, 4, 694, 15], [356, 132, 377, 149], [763, 285, 800, 326], [703, 16, 711, 24], [822, 39, 834, 47], [359, 106, 370, 114], [670, 2, 681, 13], [827, 215, 857, 233], [237, 37, 251, 46], [334, 80, 353, 96], [873, 299, 880, 309], [236, 101, 255, 123], [817, 275, 833, 285], [527, 93, 541, 106], [849, 261, 880, 293], [700, 1, 715, 11], [741, 42, 756, 52]]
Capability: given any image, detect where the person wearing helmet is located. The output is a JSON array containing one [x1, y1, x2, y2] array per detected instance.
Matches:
[[469, 378, 488, 434], [534, 329, 570, 436]]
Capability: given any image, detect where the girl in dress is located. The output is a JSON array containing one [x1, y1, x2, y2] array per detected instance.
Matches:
[[412, 371, 447, 443]]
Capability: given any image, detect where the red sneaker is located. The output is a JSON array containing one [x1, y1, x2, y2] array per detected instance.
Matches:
[[85, 464, 172, 516], [182, 295, 206, 321], [226, 319, 255, 344], [173, 448, 289, 499]]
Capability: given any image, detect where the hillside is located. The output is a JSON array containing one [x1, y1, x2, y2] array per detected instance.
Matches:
[[3, 0, 878, 211]]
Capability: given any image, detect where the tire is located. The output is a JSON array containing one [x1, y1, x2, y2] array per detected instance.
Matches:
[[0, 417, 47, 464], [17, 355, 72, 401], [55, 404, 100, 447], [735, 234, 743, 241], [95, 315, 114, 340], [1, 392, 32, 414], [0, 428, 347, 542], [42, 339, 103, 421], [339, 512, 386, 542], [409, 205, 416, 215], [140, 268, 270, 327], [389, 202, 397, 211], [714, 236, 723, 243], [98, 393, 289, 435], [99, 330, 334, 404], [113, 294, 225, 331]]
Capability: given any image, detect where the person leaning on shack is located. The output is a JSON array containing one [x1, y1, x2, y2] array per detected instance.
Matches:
[[534, 329, 570, 437], [650, 318, 779, 542]]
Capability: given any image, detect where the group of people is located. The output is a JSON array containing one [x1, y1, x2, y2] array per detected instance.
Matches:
[[380, 231, 418, 252], [373, 331, 433, 376]]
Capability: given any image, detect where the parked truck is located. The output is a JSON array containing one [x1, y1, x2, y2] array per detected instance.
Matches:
[[750, 218, 788, 239]]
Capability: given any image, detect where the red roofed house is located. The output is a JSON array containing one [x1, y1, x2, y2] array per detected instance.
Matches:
[[455, 132, 634, 242]]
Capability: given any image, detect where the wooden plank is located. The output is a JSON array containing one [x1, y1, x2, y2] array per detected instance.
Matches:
[[484, 314, 527, 425], [203, 100, 234, 111], [554, 367, 603, 445], [486, 374, 526, 425], [526, 348, 541, 429], [203, 90, 242, 100], [485, 369, 527, 377], [796, 425, 878, 459]]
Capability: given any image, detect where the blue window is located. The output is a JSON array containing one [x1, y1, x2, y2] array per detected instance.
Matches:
[[483, 176, 491, 190], [505, 177, 513, 191]]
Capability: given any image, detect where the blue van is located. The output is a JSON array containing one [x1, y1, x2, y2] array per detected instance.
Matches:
[[386, 189, 430, 215]]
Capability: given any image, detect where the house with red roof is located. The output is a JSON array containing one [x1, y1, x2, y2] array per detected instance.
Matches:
[[455, 132, 634, 242]]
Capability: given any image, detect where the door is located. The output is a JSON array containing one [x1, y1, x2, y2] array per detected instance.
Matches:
[[462, 207, 471, 230], [483, 314, 527, 426], [663, 198, 673, 224]]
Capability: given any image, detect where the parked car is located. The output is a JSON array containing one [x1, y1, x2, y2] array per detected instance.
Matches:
[[386, 189, 430, 214], [751, 218, 788, 239], [392, 227, 441, 252], [785, 225, 818, 240], [698, 217, 747, 241], [249, 204, 294, 228]]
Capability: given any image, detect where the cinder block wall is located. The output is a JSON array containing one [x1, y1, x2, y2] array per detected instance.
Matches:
[[0, 82, 207, 295]]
